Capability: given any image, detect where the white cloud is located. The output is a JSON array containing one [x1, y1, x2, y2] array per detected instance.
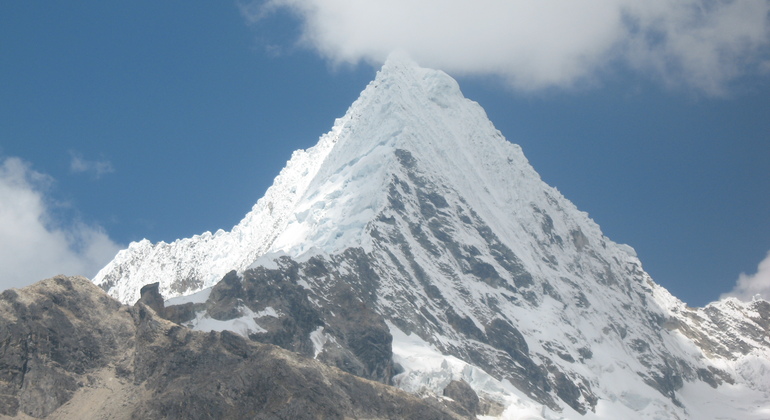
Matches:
[[0, 157, 122, 291], [721, 251, 770, 302], [251, 0, 770, 94], [70, 151, 115, 178]]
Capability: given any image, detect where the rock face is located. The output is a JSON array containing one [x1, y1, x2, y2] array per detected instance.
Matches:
[[91, 56, 770, 418], [0, 276, 467, 419]]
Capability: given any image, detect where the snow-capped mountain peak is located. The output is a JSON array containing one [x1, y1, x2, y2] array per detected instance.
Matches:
[[93, 55, 770, 419], [94, 54, 541, 302]]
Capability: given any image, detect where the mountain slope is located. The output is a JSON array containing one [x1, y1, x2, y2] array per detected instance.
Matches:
[[93, 55, 770, 419]]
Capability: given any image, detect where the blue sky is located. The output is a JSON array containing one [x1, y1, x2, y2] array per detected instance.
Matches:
[[1, 2, 769, 307]]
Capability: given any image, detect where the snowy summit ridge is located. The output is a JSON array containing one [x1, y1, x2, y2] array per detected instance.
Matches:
[[94, 55, 770, 419]]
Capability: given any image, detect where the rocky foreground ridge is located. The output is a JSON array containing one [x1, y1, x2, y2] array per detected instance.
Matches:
[[0, 276, 473, 420]]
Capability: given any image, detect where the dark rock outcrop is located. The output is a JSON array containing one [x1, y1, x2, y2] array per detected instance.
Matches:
[[136, 281, 199, 325], [443, 380, 480, 417], [137, 282, 165, 314]]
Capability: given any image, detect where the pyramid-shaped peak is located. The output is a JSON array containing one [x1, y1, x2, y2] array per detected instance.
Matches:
[[263, 57, 551, 261], [94, 58, 547, 302], [95, 57, 546, 302]]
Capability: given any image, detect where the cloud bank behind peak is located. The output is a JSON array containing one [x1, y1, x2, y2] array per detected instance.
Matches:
[[253, 0, 770, 94]]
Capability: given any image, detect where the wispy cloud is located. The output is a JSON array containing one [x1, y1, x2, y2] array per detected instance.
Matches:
[[721, 251, 770, 302], [249, 0, 770, 94], [69, 151, 115, 178], [0, 157, 122, 290]]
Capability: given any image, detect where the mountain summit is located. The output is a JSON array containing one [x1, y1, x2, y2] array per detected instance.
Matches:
[[95, 54, 547, 303], [93, 56, 770, 419]]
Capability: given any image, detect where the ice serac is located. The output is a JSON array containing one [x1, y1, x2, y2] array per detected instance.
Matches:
[[94, 55, 770, 419]]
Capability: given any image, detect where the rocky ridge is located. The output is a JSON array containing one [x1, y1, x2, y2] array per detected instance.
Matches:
[[0, 276, 468, 419]]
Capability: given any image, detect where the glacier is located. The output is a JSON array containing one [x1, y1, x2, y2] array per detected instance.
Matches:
[[94, 54, 770, 419]]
